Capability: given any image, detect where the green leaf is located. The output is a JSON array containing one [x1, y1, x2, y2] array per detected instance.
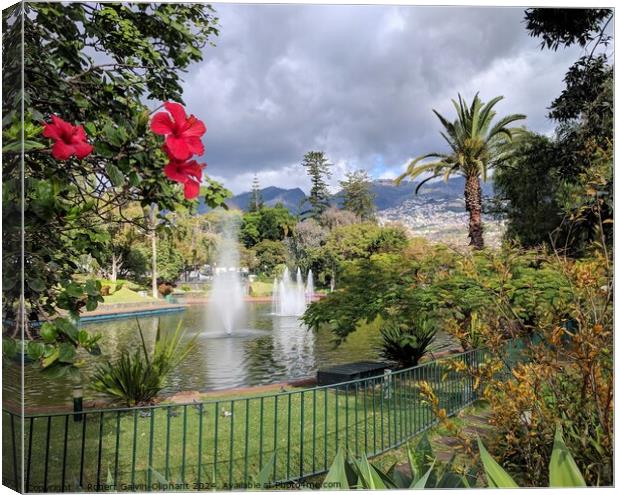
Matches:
[[351, 454, 387, 489], [40, 323, 58, 343], [41, 348, 60, 368], [84, 279, 101, 296], [26, 341, 45, 360], [58, 343, 77, 363], [2, 338, 18, 360], [411, 461, 435, 488], [322, 448, 349, 490], [85, 298, 99, 311], [106, 164, 125, 187], [477, 438, 518, 488], [251, 452, 275, 488], [55, 318, 79, 342], [66, 365, 82, 381], [549, 425, 586, 487], [65, 282, 83, 298], [84, 122, 97, 136], [40, 362, 68, 379]]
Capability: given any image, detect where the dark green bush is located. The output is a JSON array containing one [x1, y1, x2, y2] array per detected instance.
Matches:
[[378, 317, 436, 368]]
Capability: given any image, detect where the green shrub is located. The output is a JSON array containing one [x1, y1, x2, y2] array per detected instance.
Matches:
[[180, 284, 191, 292], [378, 317, 436, 368], [91, 320, 195, 406]]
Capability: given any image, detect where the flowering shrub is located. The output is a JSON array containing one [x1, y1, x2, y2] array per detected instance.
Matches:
[[42, 101, 207, 200]]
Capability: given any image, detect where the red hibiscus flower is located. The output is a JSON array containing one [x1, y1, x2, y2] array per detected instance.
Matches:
[[151, 101, 206, 160], [42, 115, 93, 160], [164, 159, 204, 199]]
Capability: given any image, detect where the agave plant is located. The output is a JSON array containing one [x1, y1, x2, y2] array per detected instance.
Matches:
[[378, 317, 437, 368], [478, 424, 586, 488], [396, 93, 525, 249], [322, 425, 587, 489], [91, 319, 196, 406], [321, 434, 473, 489]]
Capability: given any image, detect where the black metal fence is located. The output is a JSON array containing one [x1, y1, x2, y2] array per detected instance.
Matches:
[[3, 348, 484, 492]]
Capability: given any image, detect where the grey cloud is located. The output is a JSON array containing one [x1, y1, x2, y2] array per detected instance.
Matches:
[[180, 4, 582, 193]]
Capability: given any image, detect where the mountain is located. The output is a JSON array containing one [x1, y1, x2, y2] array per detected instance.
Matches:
[[355, 176, 494, 211], [198, 176, 502, 245], [229, 186, 307, 213], [197, 186, 307, 214], [207, 177, 494, 214]]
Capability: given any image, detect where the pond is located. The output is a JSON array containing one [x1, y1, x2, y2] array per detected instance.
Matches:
[[10, 303, 457, 409]]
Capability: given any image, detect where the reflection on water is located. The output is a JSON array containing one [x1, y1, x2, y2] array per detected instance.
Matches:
[[9, 303, 456, 408]]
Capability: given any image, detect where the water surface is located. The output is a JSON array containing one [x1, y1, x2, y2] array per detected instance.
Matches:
[[11, 303, 456, 408]]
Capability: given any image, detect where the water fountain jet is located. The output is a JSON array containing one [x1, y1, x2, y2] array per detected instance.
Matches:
[[207, 216, 245, 335], [272, 268, 315, 316]]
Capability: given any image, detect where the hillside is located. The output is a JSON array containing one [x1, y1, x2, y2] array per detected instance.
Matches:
[[219, 176, 495, 213], [199, 177, 502, 246]]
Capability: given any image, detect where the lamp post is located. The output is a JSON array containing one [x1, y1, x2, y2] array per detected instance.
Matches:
[[73, 385, 83, 422]]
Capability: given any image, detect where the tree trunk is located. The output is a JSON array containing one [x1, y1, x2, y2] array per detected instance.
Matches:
[[464, 174, 484, 249], [110, 253, 120, 282]]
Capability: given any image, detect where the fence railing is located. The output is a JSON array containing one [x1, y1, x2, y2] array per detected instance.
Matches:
[[3, 348, 485, 492]]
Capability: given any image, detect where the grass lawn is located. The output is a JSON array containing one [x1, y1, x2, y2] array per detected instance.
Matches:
[[102, 287, 155, 305], [12, 365, 476, 492], [248, 281, 273, 297]]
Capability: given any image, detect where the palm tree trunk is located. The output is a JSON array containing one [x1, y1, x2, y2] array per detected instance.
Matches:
[[464, 174, 484, 249]]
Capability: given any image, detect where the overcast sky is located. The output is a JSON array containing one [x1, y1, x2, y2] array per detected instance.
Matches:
[[179, 4, 584, 194]]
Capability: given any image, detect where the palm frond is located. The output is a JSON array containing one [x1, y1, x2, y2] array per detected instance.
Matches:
[[478, 95, 505, 130], [395, 153, 447, 184], [397, 160, 450, 183], [432, 109, 457, 138], [486, 114, 526, 141], [415, 174, 440, 194]]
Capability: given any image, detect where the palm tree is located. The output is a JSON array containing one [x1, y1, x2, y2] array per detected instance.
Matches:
[[397, 93, 525, 249]]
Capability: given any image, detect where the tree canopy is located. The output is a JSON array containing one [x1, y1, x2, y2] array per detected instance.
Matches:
[[301, 151, 333, 219], [340, 170, 376, 221]]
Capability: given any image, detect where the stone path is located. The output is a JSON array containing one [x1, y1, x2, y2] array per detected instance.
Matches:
[[432, 408, 493, 462]]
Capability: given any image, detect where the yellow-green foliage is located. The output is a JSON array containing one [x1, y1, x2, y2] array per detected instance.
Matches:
[[249, 281, 273, 297], [102, 286, 154, 304]]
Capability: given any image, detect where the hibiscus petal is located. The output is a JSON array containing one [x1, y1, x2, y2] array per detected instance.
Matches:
[[150, 112, 175, 135], [51, 115, 75, 137], [184, 160, 204, 180], [73, 142, 93, 159], [51, 141, 74, 160], [164, 101, 187, 128], [42, 122, 61, 140], [183, 179, 201, 199], [73, 125, 88, 141], [165, 136, 192, 160], [182, 117, 206, 138], [185, 136, 205, 156], [164, 162, 188, 183]]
